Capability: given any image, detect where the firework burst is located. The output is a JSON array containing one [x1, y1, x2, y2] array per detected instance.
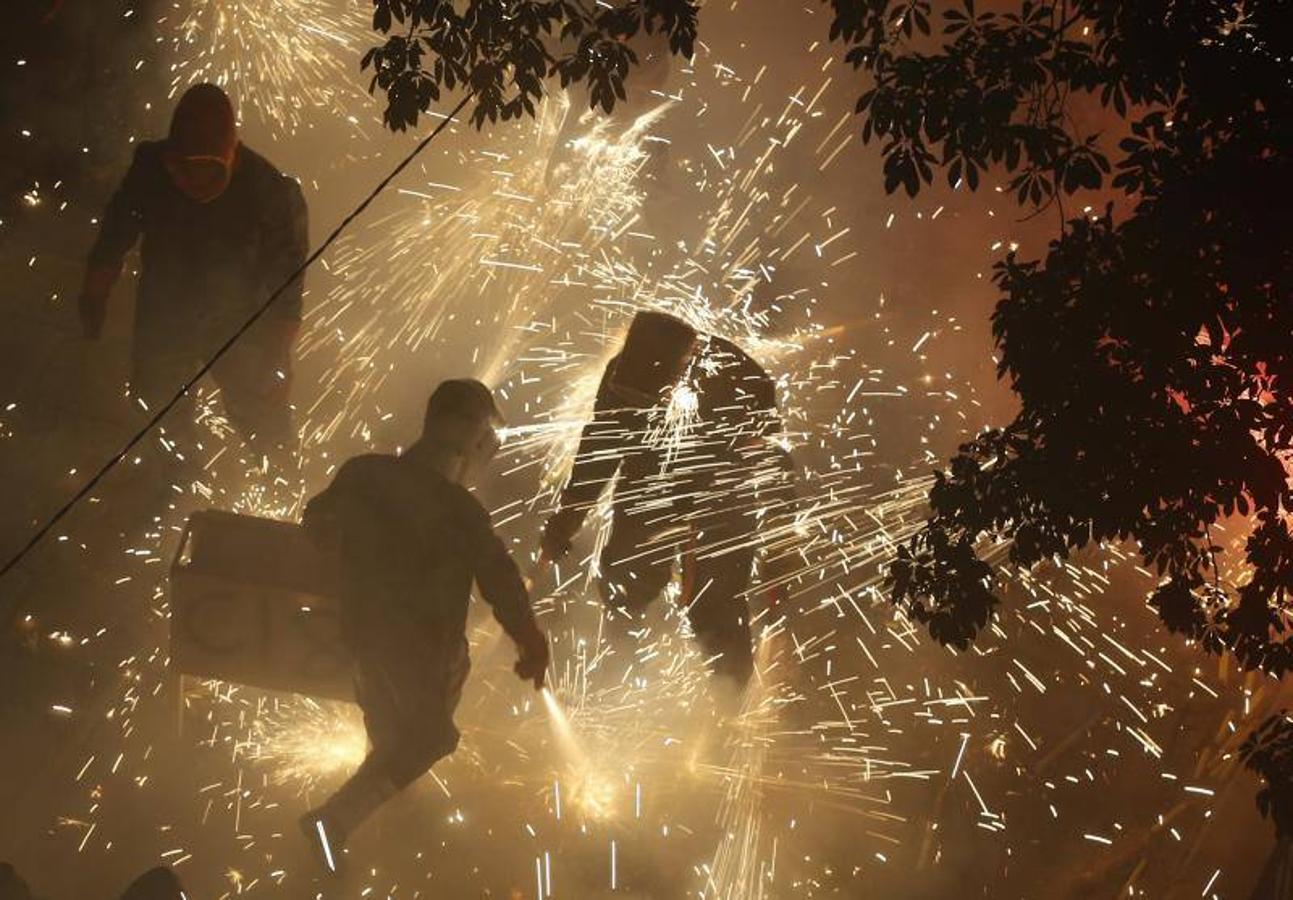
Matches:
[[166, 0, 371, 136]]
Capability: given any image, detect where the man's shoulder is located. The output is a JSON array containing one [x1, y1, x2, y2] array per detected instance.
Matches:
[[704, 335, 762, 370], [123, 141, 167, 179], [237, 146, 304, 198], [337, 452, 397, 477], [418, 465, 487, 512], [702, 337, 776, 397], [326, 452, 399, 491], [333, 455, 488, 512], [416, 467, 492, 527], [236, 145, 280, 177], [133, 140, 167, 163], [453, 484, 492, 520], [316, 454, 406, 513], [342, 454, 473, 496]]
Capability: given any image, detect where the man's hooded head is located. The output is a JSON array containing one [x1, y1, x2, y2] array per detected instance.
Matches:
[[608, 311, 698, 408], [165, 83, 239, 203]]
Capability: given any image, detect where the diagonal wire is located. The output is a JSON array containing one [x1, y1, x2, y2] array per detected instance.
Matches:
[[0, 92, 475, 593]]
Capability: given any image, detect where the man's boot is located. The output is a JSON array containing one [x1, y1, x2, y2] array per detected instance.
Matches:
[[299, 759, 399, 875]]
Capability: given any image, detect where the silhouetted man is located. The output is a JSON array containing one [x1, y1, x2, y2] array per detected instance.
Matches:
[[79, 83, 308, 448], [541, 311, 792, 692], [299, 379, 549, 872]]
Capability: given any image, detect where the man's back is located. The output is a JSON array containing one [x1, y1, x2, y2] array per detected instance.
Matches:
[[304, 454, 477, 638], [574, 337, 785, 522], [303, 453, 532, 654]]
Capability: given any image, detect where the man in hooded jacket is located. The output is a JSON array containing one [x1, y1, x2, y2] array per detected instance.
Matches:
[[541, 312, 794, 692], [79, 82, 308, 448]]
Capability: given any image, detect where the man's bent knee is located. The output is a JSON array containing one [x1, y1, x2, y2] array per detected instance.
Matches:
[[598, 562, 670, 614], [373, 725, 460, 789], [692, 623, 754, 686]]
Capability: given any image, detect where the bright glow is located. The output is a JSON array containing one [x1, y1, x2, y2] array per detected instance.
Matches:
[[540, 688, 575, 743], [542, 687, 617, 821], [246, 700, 367, 791]]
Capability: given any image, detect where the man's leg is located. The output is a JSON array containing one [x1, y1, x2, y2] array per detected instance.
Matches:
[[129, 328, 207, 465], [129, 322, 204, 417], [595, 513, 676, 678], [597, 512, 675, 616], [210, 349, 293, 452], [109, 340, 202, 535], [688, 541, 758, 691], [302, 646, 467, 871], [300, 754, 398, 874]]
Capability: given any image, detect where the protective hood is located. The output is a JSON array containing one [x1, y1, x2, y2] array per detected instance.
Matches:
[[608, 311, 698, 407], [165, 83, 238, 202]]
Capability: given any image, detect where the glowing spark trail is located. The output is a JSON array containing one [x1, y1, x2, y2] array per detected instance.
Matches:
[[168, 0, 371, 136]]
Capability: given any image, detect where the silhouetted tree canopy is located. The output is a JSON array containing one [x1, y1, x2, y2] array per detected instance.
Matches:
[[831, 2, 1293, 835], [363, 0, 697, 130], [831, 1, 1293, 677], [360, 0, 1293, 834], [364, 0, 1292, 669], [1242, 714, 1293, 837]]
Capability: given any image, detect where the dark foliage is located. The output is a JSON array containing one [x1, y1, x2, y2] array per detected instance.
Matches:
[[819, 1, 1293, 673], [360, 0, 1293, 671], [362, 0, 697, 130], [356, 0, 1293, 837], [1242, 713, 1293, 837]]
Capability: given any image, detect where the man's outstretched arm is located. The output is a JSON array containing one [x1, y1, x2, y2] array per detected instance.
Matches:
[[253, 175, 310, 375], [81, 144, 151, 338], [541, 361, 631, 559], [471, 503, 549, 688]]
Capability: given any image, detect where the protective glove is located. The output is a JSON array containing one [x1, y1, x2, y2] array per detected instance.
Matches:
[[78, 263, 121, 340], [540, 507, 584, 561], [513, 626, 550, 691]]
